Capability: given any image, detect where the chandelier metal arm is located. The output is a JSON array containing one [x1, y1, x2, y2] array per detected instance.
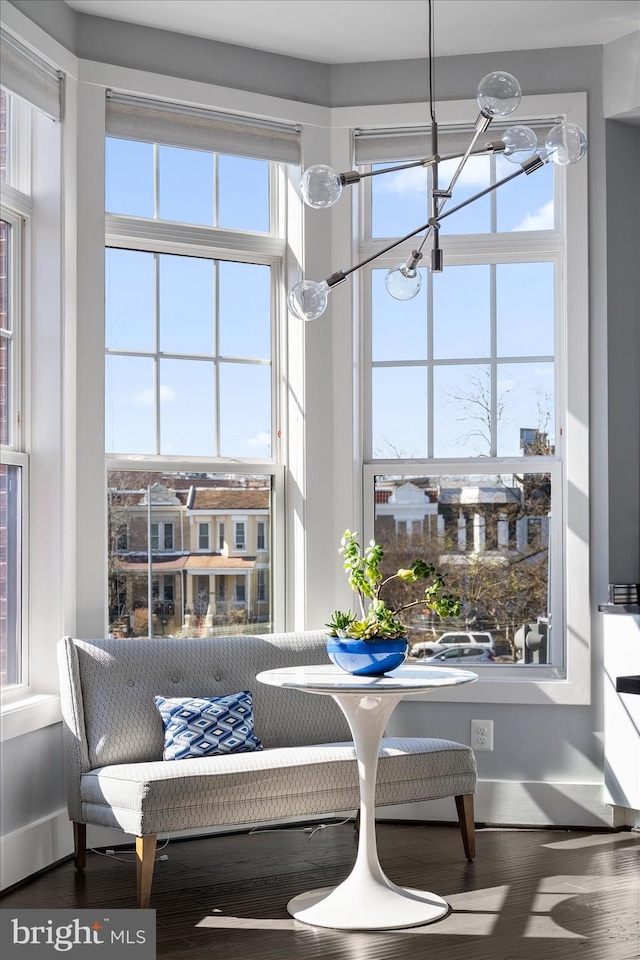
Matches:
[[338, 226, 434, 282], [325, 157, 540, 287], [437, 114, 494, 209], [338, 142, 509, 189]]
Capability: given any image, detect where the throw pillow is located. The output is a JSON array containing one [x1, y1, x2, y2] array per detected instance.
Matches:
[[154, 691, 263, 761]]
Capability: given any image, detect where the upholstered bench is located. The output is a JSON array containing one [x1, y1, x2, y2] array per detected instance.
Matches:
[[58, 631, 477, 908]]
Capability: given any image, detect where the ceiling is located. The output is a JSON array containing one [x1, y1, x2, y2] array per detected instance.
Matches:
[[64, 0, 640, 64]]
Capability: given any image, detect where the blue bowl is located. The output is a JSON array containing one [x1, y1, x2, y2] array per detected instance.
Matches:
[[326, 637, 408, 676]]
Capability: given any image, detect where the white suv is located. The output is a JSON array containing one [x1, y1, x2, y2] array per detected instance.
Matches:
[[411, 631, 495, 658]]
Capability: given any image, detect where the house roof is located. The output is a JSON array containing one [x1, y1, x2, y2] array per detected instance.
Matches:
[[188, 489, 269, 510], [109, 487, 270, 510], [115, 555, 257, 573]]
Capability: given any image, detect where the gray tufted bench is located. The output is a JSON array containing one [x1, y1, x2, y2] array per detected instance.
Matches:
[[57, 631, 477, 908]]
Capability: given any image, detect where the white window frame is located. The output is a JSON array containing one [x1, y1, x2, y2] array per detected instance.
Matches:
[[198, 522, 210, 551], [103, 120, 289, 632], [217, 520, 225, 552], [329, 92, 589, 705], [150, 520, 174, 552], [234, 520, 246, 551], [256, 520, 266, 551]]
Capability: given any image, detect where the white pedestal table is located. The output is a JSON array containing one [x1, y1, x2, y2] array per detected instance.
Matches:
[[256, 663, 477, 930]]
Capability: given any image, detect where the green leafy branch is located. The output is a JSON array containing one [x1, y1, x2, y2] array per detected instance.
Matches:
[[326, 531, 461, 641]]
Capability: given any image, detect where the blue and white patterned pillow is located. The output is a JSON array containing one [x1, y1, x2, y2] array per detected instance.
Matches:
[[154, 691, 263, 761]]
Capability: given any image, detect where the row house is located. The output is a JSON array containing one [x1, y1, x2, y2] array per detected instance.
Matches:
[[109, 481, 271, 635]]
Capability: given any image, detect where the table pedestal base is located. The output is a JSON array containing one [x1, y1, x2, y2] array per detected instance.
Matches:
[[288, 878, 449, 930]]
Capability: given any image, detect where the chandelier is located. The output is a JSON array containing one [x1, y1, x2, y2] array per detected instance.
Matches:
[[288, 0, 587, 322]]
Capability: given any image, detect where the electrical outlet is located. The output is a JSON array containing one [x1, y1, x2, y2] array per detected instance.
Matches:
[[471, 719, 494, 751]]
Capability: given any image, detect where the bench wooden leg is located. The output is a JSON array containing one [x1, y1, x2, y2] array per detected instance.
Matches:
[[73, 822, 86, 871], [136, 835, 157, 909], [455, 793, 476, 862]]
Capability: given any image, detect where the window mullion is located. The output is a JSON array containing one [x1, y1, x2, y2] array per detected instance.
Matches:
[[154, 253, 161, 455], [214, 258, 221, 457], [213, 152, 219, 229], [153, 143, 159, 220], [427, 270, 434, 460], [490, 262, 497, 458]]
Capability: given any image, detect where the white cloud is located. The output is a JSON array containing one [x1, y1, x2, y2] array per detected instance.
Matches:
[[376, 166, 428, 196], [132, 385, 176, 405], [513, 200, 554, 232], [376, 156, 491, 198], [439, 156, 490, 190], [246, 431, 271, 449]]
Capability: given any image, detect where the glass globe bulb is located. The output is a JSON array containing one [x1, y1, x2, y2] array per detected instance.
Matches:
[[385, 262, 422, 301], [477, 71, 522, 118], [544, 122, 588, 166], [299, 164, 343, 208], [287, 279, 330, 321], [501, 125, 538, 163]]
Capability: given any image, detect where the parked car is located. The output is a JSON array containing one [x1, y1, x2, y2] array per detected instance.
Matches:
[[420, 644, 496, 664], [410, 630, 495, 658]]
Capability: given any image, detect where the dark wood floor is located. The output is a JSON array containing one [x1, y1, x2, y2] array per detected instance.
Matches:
[[2, 821, 639, 959]]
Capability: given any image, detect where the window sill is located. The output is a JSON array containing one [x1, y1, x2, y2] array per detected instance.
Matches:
[[403, 662, 589, 705], [0, 694, 62, 742]]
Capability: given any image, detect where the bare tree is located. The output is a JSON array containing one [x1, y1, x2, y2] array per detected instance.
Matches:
[[440, 369, 508, 456]]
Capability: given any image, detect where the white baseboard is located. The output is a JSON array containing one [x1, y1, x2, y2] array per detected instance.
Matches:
[[1, 779, 617, 893], [1, 809, 74, 891], [379, 779, 615, 828]]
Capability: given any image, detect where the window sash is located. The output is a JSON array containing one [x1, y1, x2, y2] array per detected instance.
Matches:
[[362, 252, 562, 463], [0, 210, 24, 452], [104, 245, 277, 460], [363, 458, 564, 677]]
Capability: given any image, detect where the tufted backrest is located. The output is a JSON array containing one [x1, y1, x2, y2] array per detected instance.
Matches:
[[58, 632, 351, 821]]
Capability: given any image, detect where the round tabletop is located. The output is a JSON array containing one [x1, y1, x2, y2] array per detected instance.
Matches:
[[256, 663, 478, 694]]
